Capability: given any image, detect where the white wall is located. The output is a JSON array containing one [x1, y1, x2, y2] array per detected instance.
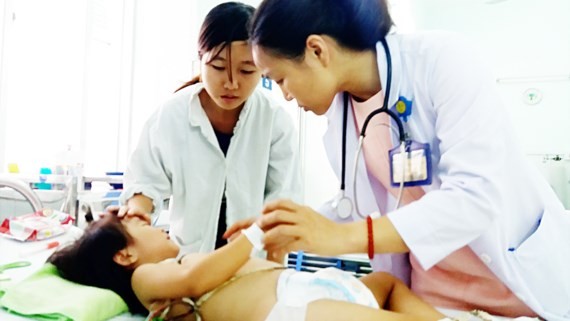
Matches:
[[82, 0, 134, 174], [0, 0, 87, 174], [405, 0, 570, 207], [0, 0, 134, 176], [0, 0, 8, 173], [407, 0, 570, 155], [127, 0, 197, 168]]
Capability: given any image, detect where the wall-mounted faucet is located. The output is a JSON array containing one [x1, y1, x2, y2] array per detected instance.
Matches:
[[0, 176, 43, 213]]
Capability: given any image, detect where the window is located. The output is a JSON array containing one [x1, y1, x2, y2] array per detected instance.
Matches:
[[0, 0, 131, 175]]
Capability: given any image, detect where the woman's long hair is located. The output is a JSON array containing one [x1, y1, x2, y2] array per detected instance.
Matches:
[[47, 215, 147, 314], [175, 1, 255, 92]]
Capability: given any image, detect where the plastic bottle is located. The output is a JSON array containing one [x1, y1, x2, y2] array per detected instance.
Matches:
[[36, 167, 52, 190]]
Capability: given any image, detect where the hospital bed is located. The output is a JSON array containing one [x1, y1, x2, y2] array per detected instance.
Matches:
[[0, 227, 538, 321], [0, 226, 145, 321]]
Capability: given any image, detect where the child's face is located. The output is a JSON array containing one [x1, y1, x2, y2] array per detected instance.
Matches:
[[123, 216, 180, 265]]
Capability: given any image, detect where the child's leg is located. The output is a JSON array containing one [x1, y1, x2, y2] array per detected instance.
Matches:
[[305, 299, 439, 321], [359, 272, 444, 321]]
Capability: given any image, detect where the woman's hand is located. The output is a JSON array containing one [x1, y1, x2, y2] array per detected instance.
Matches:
[[223, 216, 258, 242], [104, 205, 151, 224], [102, 194, 153, 224], [259, 199, 348, 259]]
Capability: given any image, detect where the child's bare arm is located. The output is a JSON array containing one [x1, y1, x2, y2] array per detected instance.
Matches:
[[132, 234, 253, 304]]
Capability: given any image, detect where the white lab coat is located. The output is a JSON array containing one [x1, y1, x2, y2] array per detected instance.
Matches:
[[121, 83, 301, 253], [320, 32, 570, 320]]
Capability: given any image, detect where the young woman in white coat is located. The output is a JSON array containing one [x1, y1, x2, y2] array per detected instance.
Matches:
[[230, 0, 570, 320], [118, 2, 301, 255]]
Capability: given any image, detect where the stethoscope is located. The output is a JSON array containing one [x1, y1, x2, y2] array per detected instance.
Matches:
[[334, 39, 408, 220]]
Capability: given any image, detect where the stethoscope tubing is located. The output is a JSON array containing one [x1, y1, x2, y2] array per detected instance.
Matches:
[[340, 38, 407, 219]]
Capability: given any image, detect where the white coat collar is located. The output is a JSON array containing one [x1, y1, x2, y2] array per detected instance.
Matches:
[[186, 83, 253, 148]]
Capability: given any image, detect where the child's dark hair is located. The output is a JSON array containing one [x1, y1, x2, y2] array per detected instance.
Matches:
[[175, 1, 255, 92], [250, 0, 394, 60], [47, 215, 147, 314]]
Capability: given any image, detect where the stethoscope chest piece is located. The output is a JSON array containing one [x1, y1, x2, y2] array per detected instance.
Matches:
[[333, 192, 353, 219]]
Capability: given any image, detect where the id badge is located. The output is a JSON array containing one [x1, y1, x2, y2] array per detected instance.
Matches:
[[389, 140, 432, 187]]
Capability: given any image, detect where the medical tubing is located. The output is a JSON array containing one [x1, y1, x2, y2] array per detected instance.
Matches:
[[353, 132, 405, 218], [341, 93, 349, 191], [359, 38, 405, 142], [352, 136, 368, 218], [345, 38, 408, 218], [394, 143, 406, 209], [361, 108, 405, 143]]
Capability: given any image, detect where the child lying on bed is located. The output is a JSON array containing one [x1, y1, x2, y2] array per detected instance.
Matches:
[[47, 213, 444, 321]]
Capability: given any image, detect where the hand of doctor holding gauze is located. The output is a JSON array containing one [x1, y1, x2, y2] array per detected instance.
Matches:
[[242, 223, 265, 250]]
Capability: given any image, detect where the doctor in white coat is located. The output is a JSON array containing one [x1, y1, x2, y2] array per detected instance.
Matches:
[[119, 2, 301, 254], [246, 0, 570, 320]]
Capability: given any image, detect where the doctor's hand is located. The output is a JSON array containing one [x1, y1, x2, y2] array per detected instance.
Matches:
[[259, 199, 348, 260]]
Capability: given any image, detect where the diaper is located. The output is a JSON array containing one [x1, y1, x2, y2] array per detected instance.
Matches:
[[265, 303, 307, 321], [276, 267, 379, 309], [265, 267, 379, 320]]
